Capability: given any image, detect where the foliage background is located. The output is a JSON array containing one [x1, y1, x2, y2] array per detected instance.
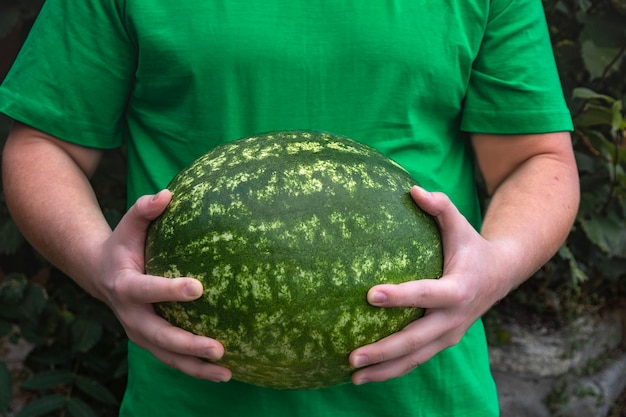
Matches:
[[498, 0, 626, 325], [0, 0, 624, 416]]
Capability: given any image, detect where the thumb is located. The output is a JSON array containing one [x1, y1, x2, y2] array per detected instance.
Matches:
[[410, 186, 472, 244], [114, 189, 172, 250], [410, 186, 457, 221], [132, 189, 172, 222]]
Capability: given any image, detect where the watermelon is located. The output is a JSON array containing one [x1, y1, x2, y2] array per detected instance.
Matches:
[[145, 131, 443, 389]]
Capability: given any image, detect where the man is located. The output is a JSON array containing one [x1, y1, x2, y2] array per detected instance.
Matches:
[[1, 0, 579, 415]]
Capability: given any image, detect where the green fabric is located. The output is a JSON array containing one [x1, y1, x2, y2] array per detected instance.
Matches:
[[0, 0, 572, 415]]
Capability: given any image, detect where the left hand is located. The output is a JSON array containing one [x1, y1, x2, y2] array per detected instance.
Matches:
[[349, 186, 511, 385]]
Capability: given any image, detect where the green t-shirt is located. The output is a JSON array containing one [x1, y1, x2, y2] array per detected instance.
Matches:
[[0, 0, 572, 416]]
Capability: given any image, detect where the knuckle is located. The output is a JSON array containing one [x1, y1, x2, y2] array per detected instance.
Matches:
[[401, 332, 424, 353], [403, 356, 422, 375], [431, 192, 453, 216], [368, 351, 387, 365], [448, 280, 472, 305], [414, 284, 431, 304], [108, 275, 126, 299], [151, 325, 172, 348], [105, 274, 133, 307], [450, 314, 466, 331], [133, 194, 151, 211], [123, 327, 141, 345], [159, 354, 179, 370], [404, 363, 420, 376], [411, 281, 435, 307], [442, 329, 464, 349]]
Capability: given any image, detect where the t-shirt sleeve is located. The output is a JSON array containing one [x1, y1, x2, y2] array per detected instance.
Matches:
[[460, 0, 573, 134], [0, 0, 134, 149]]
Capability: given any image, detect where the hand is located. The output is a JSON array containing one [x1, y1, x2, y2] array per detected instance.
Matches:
[[94, 190, 232, 382], [348, 186, 511, 385]]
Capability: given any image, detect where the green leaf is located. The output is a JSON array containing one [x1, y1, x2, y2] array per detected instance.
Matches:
[[576, 103, 615, 127], [0, 217, 24, 255], [596, 256, 626, 281], [80, 352, 113, 375], [572, 87, 615, 102], [574, 151, 597, 174], [19, 285, 48, 323], [19, 325, 49, 346], [611, 100, 624, 134], [578, 12, 626, 48], [66, 397, 98, 417], [558, 245, 589, 286], [581, 129, 616, 159], [580, 214, 626, 258], [20, 370, 75, 391], [71, 317, 103, 352], [0, 305, 20, 321], [27, 348, 74, 366], [0, 362, 11, 417], [75, 376, 119, 405], [113, 357, 128, 379], [0, 273, 27, 305], [14, 393, 66, 417], [580, 40, 625, 79]]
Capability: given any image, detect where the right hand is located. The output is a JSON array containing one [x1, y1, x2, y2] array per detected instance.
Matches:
[[3, 124, 229, 381], [95, 190, 232, 382]]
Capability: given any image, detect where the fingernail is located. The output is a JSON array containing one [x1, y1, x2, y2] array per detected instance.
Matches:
[[413, 185, 431, 197], [217, 372, 232, 383], [184, 281, 202, 298], [353, 378, 370, 385], [369, 290, 387, 304], [353, 354, 369, 368], [151, 190, 164, 201], [204, 346, 221, 360]]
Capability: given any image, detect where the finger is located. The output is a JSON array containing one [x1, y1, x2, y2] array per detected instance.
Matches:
[[149, 345, 232, 382], [132, 189, 172, 222], [410, 186, 470, 240], [114, 190, 172, 250], [410, 186, 454, 218], [349, 310, 463, 371], [117, 274, 203, 304], [141, 312, 225, 359], [122, 305, 231, 381], [350, 338, 445, 385], [144, 327, 231, 382], [367, 278, 465, 309]]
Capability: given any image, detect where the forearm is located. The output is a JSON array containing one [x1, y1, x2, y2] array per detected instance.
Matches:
[[2, 124, 234, 381], [2, 125, 111, 299], [348, 133, 579, 383], [477, 133, 580, 296]]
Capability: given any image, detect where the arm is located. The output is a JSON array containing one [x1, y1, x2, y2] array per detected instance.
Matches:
[[473, 132, 580, 282], [348, 131, 579, 384], [2, 122, 231, 382]]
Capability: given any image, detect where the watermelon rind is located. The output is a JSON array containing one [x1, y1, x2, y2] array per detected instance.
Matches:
[[145, 130, 443, 390]]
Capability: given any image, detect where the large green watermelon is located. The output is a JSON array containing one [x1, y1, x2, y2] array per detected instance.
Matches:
[[145, 131, 443, 389]]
